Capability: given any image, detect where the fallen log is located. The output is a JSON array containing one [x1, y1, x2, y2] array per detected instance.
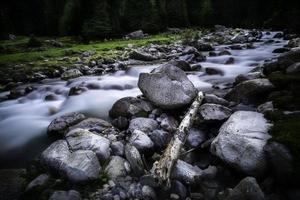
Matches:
[[150, 91, 204, 188]]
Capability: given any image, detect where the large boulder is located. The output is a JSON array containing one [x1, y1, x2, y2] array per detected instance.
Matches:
[[47, 113, 86, 137], [225, 79, 274, 105], [138, 64, 197, 109], [60, 150, 101, 184], [65, 129, 111, 162], [210, 111, 272, 177], [40, 140, 101, 184], [222, 177, 265, 200], [109, 97, 154, 118]]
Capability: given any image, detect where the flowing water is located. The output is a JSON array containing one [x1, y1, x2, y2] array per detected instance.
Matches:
[[0, 32, 287, 168]]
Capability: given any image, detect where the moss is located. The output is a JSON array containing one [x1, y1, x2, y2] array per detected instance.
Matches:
[[268, 113, 300, 179]]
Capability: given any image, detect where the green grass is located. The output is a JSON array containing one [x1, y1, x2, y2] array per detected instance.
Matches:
[[0, 34, 177, 65]]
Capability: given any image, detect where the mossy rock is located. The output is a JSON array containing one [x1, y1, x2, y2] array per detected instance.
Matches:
[[268, 113, 300, 180], [268, 71, 300, 90]]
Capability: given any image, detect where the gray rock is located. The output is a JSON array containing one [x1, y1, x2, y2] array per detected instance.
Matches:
[[187, 128, 207, 148], [142, 185, 157, 200], [225, 79, 274, 105], [47, 112, 86, 137], [61, 150, 101, 184], [126, 30, 145, 39], [129, 50, 157, 61], [69, 118, 114, 135], [111, 141, 124, 156], [25, 174, 50, 193], [204, 93, 229, 106], [160, 115, 178, 132], [129, 130, 154, 153], [109, 97, 154, 118], [49, 190, 82, 200], [40, 140, 70, 171], [65, 128, 111, 162], [286, 62, 300, 74], [170, 180, 187, 200], [112, 117, 129, 130], [61, 69, 83, 80], [199, 103, 232, 121], [235, 72, 262, 85], [105, 156, 129, 180], [205, 67, 224, 75], [138, 64, 197, 109], [166, 60, 192, 71], [211, 111, 272, 177], [257, 101, 274, 114], [68, 86, 88, 96], [223, 177, 265, 200], [125, 144, 144, 176], [149, 130, 170, 150], [171, 160, 202, 184], [128, 117, 158, 133]]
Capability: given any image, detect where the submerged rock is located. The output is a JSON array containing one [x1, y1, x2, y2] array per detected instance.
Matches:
[[47, 112, 86, 137], [109, 97, 154, 118], [138, 64, 197, 109], [211, 111, 272, 177], [225, 79, 274, 105]]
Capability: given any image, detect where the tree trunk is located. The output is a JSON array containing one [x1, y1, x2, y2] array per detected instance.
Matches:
[[150, 91, 204, 188]]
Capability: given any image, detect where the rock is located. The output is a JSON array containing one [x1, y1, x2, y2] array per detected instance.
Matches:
[[171, 160, 202, 184], [204, 93, 229, 106], [211, 111, 272, 177], [126, 30, 145, 39], [194, 42, 214, 51], [160, 115, 178, 132], [286, 62, 300, 74], [128, 117, 158, 133], [225, 79, 274, 105], [25, 174, 50, 193], [0, 169, 27, 200], [219, 50, 231, 56], [257, 101, 274, 114], [273, 32, 283, 38], [129, 130, 154, 153], [142, 185, 157, 200], [47, 112, 86, 137], [49, 190, 82, 200], [65, 129, 111, 162], [138, 64, 197, 109], [231, 34, 248, 43], [277, 48, 300, 68], [40, 140, 70, 171], [205, 67, 224, 75], [170, 181, 187, 200], [286, 38, 300, 48], [61, 69, 83, 80], [105, 156, 129, 180], [129, 50, 157, 61], [272, 48, 290, 53], [124, 144, 144, 177], [224, 57, 235, 64], [167, 60, 192, 71], [68, 86, 88, 96], [111, 141, 125, 156], [234, 72, 262, 85], [69, 118, 114, 135], [109, 97, 154, 118], [199, 103, 232, 121], [45, 94, 59, 101], [61, 150, 101, 184], [223, 177, 265, 200], [112, 117, 129, 130], [149, 130, 170, 150], [264, 142, 293, 184], [187, 128, 207, 148], [40, 140, 100, 183]]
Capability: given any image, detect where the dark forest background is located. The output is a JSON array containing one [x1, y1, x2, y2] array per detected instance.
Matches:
[[1, 0, 300, 39]]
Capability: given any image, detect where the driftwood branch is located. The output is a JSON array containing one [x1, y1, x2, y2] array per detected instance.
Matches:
[[150, 91, 204, 188]]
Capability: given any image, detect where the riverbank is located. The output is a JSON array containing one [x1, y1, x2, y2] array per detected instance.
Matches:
[[0, 26, 300, 200]]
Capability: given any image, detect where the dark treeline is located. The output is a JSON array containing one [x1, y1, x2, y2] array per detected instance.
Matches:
[[0, 0, 300, 39]]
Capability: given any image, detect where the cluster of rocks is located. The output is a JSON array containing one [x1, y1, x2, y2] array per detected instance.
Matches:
[[2, 27, 300, 200]]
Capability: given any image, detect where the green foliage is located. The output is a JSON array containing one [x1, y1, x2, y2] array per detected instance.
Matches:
[[180, 29, 200, 45], [27, 36, 42, 48]]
